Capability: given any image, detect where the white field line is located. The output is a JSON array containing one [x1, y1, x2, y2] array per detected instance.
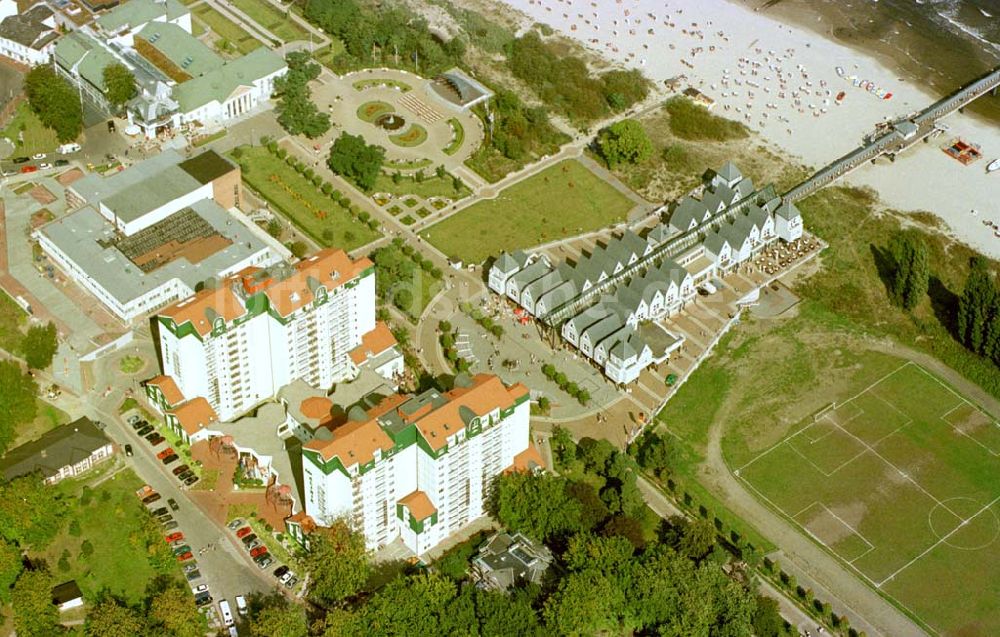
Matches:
[[736, 362, 911, 473], [876, 495, 1000, 588], [909, 363, 999, 456]]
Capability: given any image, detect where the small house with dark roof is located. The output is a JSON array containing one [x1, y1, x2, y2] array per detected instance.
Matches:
[[0, 418, 113, 485], [471, 531, 553, 592], [52, 580, 84, 611]]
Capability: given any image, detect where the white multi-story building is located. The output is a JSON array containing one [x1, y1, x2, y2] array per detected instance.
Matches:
[[300, 374, 538, 555], [0, 2, 57, 66], [154, 249, 377, 421]]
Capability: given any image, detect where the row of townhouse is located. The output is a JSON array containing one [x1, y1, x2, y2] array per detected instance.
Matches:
[[489, 162, 804, 385]]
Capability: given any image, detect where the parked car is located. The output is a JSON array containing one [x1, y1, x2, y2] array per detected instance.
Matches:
[[38, 162, 51, 170], [235, 595, 248, 616], [273, 565, 289, 578], [53, 159, 69, 167], [176, 551, 194, 562], [124, 444, 133, 457], [182, 562, 199, 574], [219, 600, 234, 628], [165, 532, 184, 543], [284, 575, 298, 589], [141, 492, 160, 505], [227, 519, 244, 531], [194, 592, 213, 607], [157, 514, 173, 523], [12, 156, 28, 164], [254, 555, 273, 569], [162, 454, 179, 465], [150, 507, 168, 517], [241, 534, 257, 546], [178, 470, 194, 480], [136, 425, 153, 436], [161, 520, 179, 530], [57, 143, 81, 154], [250, 546, 268, 558], [167, 498, 179, 511], [142, 431, 159, 441], [237, 527, 253, 539], [186, 569, 202, 582], [192, 584, 209, 595], [183, 476, 199, 486], [31, 153, 46, 160], [173, 464, 190, 476], [147, 434, 165, 445], [173, 545, 192, 556], [156, 448, 174, 461], [246, 539, 261, 551], [126, 415, 141, 425], [279, 571, 295, 585], [19, 165, 37, 174]]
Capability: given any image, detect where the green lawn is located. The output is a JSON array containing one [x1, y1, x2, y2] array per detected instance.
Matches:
[[11, 400, 70, 449], [37, 469, 182, 605], [1, 102, 59, 158], [373, 172, 470, 200], [0, 290, 27, 355], [235, 146, 380, 250], [443, 118, 465, 155], [357, 101, 394, 123], [119, 355, 145, 374], [193, 5, 262, 54], [389, 123, 427, 148], [229, 0, 309, 42], [422, 159, 633, 264]]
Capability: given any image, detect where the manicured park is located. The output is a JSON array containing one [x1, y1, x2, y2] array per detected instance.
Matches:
[[235, 146, 380, 251], [421, 159, 633, 264]]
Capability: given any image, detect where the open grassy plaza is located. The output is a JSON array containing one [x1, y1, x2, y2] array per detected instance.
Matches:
[[736, 360, 1000, 635], [229, 0, 309, 42], [420, 159, 633, 264], [192, 4, 262, 55]]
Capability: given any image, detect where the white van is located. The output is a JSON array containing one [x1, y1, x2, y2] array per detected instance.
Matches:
[[219, 599, 234, 627], [235, 595, 248, 616], [57, 143, 81, 154]]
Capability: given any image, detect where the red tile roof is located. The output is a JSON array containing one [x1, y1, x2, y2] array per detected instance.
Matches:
[[398, 490, 436, 521], [413, 375, 521, 452], [265, 249, 373, 318], [349, 322, 398, 365], [299, 396, 332, 422], [168, 397, 218, 436], [159, 286, 246, 337], [147, 374, 184, 405]]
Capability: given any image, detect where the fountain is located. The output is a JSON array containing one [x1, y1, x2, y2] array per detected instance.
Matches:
[[375, 113, 406, 131]]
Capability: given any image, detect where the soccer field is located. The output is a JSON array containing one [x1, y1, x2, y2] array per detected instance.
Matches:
[[737, 362, 1000, 636]]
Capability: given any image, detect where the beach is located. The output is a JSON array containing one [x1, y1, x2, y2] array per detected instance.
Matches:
[[499, 0, 1000, 258]]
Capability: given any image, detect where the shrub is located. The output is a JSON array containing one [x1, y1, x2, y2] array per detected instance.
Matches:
[[321, 182, 333, 195], [277, 148, 288, 159], [439, 320, 452, 333]]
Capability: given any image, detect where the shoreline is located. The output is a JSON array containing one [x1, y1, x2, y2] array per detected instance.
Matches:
[[495, 0, 1000, 259]]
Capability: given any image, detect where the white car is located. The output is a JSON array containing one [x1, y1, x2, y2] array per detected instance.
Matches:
[[32, 152, 46, 160], [219, 600, 234, 627], [39, 162, 52, 170], [279, 571, 294, 584], [192, 584, 209, 595], [235, 595, 247, 616]]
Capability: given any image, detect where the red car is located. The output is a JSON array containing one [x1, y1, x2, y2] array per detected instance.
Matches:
[[235, 527, 252, 539], [176, 551, 194, 562], [19, 165, 37, 174], [249, 546, 268, 558], [164, 532, 184, 543], [156, 447, 175, 460]]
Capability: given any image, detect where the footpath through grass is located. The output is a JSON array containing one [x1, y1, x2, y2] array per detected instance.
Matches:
[[193, 4, 262, 54], [236, 146, 380, 250], [421, 159, 633, 264]]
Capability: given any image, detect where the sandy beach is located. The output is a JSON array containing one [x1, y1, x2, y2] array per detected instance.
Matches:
[[500, 0, 1000, 258]]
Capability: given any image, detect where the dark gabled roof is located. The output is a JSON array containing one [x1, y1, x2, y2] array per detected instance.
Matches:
[[51, 580, 83, 605], [0, 418, 110, 481], [178, 150, 235, 184]]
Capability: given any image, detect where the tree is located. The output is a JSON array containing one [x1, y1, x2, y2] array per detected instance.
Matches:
[[887, 230, 929, 311], [543, 570, 623, 635], [0, 474, 68, 547], [148, 582, 204, 637], [596, 119, 653, 168], [24, 66, 83, 142], [632, 430, 673, 478], [327, 133, 385, 191], [677, 517, 717, 562], [80, 539, 94, 558], [957, 256, 996, 353], [103, 63, 137, 108], [751, 595, 788, 637], [0, 538, 23, 602], [0, 360, 38, 454], [274, 52, 330, 138], [488, 472, 583, 541], [11, 569, 59, 637], [304, 520, 371, 606], [267, 219, 283, 238], [249, 594, 308, 637], [21, 321, 57, 369], [290, 241, 309, 258], [86, 596, 148, 637]]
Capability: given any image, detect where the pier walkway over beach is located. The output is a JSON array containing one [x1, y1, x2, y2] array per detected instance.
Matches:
[[783, 65, 1000, 203]]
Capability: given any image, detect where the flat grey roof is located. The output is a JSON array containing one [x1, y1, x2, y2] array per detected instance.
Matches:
[[39, 198, 272, 305], [70, 149, 187, 208], [103, 165, 202, 223]]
